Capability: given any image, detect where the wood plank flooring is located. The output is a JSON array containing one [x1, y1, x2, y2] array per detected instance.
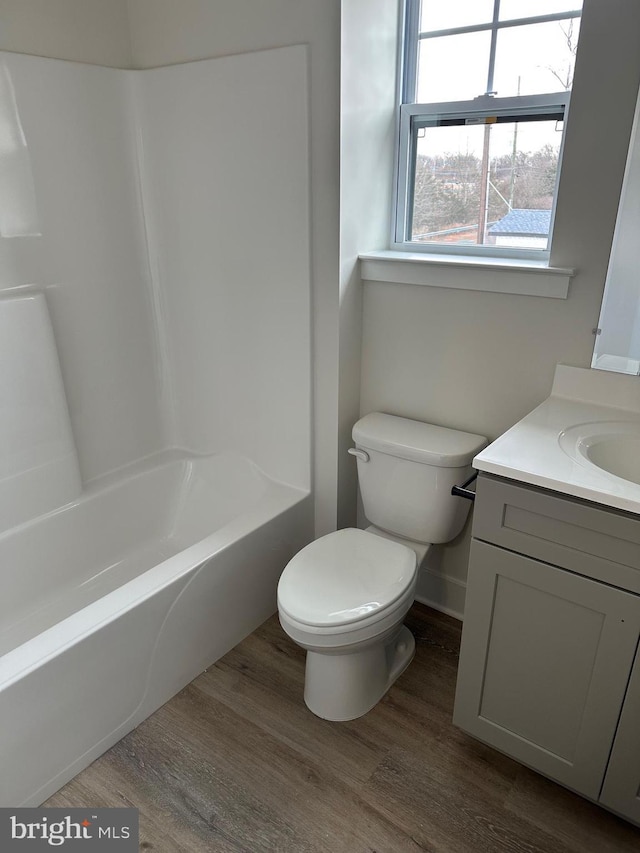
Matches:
[[46, 604, 640, 852]]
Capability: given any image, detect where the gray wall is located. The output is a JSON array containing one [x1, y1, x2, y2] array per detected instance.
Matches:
[[0, 0, 132, 66]]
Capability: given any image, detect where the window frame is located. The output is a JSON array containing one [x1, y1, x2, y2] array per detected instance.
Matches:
[[392, 0, 583, 260]]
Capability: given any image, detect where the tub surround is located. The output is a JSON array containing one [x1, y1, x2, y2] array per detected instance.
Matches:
[[132, 48, 310, 487], [0, 45, 312, 807], [0, 52, 163, 482], [0, 293, 81, 531], [0, 45, 310, 492]]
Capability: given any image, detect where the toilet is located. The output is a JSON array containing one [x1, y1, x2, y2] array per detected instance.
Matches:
[[277, 412, 487, 721]]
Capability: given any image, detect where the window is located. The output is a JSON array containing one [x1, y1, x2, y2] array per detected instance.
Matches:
[[394, 0, 583, 258]]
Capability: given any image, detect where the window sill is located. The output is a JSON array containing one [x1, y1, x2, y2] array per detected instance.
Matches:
[[359, 251, 575, 299]]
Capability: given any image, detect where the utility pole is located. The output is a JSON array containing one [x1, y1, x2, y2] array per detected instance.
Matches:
[[509, 76, 521, 209], [477, 122, 492, 244]]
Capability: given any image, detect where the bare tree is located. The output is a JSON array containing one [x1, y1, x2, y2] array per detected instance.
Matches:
[[545, 20, 578, 90]]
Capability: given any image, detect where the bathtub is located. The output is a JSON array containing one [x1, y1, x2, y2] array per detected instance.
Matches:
[[0, 451, 311, 806]]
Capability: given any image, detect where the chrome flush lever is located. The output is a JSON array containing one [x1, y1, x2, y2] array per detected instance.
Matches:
[[347, 447, 370, 463]]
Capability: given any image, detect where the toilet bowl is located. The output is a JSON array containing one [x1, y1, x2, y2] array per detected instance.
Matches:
[[277, 412, 487, 721], [278, 527, 417, 721]]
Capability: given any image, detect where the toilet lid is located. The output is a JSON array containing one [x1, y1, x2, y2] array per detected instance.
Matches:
[[277, 528, 417, 628]]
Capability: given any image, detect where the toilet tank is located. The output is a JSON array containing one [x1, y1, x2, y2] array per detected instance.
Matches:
[[352, 413, 487, 544]]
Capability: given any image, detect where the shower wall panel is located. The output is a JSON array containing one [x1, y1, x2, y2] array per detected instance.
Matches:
[[133, 46, 311, 490], [0, 52, 165, 483], [0, 46, 310, 501]]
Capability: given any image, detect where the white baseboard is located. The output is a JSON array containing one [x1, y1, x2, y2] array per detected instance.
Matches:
[[415, 567, 465, 621]]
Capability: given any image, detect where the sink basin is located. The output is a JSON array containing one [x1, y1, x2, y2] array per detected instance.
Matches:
[[558, 421, 640, 486], [585, 435, 640, 485]]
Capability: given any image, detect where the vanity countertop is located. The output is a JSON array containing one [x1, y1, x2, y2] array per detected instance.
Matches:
[[473, 364, 640, 515]]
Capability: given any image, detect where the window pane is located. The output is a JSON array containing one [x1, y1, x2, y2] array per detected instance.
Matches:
[[410, 118, 562, 250], [420, 0, 494, 32], [493, 19, 580, 96], [500, 0, 583, 21], [417, 31, 491, 102]]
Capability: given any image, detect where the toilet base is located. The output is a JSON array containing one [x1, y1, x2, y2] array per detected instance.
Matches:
[[303, 625, 415, 721]]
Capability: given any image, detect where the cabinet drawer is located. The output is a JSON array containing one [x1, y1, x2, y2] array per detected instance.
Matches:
[[473, 475, 640, 594]]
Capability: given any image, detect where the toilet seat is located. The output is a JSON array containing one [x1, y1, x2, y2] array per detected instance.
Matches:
[[279, 581, 417, 651], [277, 528, 417, 634]]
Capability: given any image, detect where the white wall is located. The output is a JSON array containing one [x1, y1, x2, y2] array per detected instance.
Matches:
[[133, 48, 310, 489], [339, 0, 400, 526], [360, 0, 640, 614], [0, 0, 131, 67], [127, 0, 341, 534], [0, 52, 165, 483]]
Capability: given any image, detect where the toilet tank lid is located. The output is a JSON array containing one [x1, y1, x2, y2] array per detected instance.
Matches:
[[353, 413, 487, 467]]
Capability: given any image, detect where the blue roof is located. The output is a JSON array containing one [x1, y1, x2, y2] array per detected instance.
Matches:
[[489, 208, 551, 236]]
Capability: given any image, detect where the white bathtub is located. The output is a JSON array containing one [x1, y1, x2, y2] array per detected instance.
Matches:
[[0, 451, 311, 806]]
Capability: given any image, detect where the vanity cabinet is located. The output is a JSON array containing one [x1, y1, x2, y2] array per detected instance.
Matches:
[[454, 474, 640, 824], [600, 647, 640, 823]]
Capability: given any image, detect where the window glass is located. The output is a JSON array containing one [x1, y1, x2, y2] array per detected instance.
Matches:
[[499, 0, 583, 21], [417, 31, 492, 102], [397, 0, 581, 255], [410, 117, 563, 249], [493, 19, 580, 97], [420, 0, 494, 32]]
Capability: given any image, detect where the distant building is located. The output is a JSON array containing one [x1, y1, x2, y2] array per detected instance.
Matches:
[[488, 208, 551, 249]]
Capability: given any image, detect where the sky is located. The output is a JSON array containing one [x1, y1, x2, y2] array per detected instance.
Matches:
[[417, 18, 580, 103], [413, 0, 582, 157]]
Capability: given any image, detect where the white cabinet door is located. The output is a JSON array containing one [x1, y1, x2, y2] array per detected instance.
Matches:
[[601, 645, 640, 823], [454, 540, 640, 800]]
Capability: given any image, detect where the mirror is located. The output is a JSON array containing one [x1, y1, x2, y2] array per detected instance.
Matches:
[[592, 87, 640, 375]]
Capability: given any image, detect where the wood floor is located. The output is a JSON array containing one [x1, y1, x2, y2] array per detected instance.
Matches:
[[46, 604, 640, 852]]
